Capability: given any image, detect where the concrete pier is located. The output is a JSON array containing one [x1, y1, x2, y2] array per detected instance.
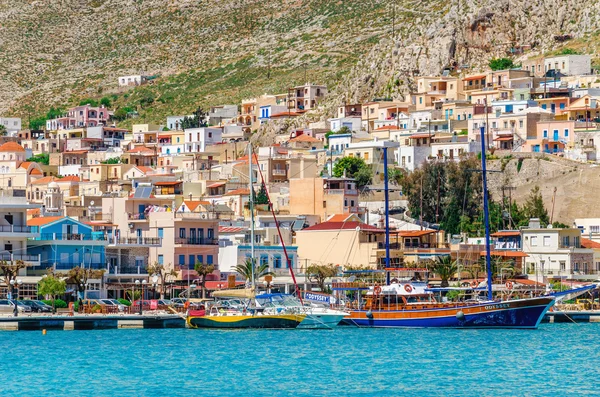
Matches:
[[544, 311, 600, 323], [0, 314, 186, 331]]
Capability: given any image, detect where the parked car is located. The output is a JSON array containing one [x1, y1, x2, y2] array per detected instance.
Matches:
[[132, 300, 151, 310], [100, 299, 126, 312], [157, 299, 172, 306], [21, 300, 52, 313], [0, 299, 30, 314], [16, 301, 33, 313], [170, 298, 187, 308]]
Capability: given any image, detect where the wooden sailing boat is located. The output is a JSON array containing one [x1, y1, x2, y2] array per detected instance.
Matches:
[[341, 130, 555, 328], [187, 144, 305, 329]]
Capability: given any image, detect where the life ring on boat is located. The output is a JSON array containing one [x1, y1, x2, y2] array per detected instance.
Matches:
[[404, 284, 413, 293], [390, 278, 399, 284], [374, 285, 382, 295], [471, 281, 478, 288], [505, 281, 514, 290]]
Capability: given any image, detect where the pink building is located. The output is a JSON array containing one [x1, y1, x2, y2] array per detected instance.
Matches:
[[523, 120, 575, 154], [46, 105, 111, 130]]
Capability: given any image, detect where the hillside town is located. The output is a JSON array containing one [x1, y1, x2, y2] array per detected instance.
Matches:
[[1, 53, 600, 302]]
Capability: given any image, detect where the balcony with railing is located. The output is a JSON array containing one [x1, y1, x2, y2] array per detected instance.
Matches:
[[54, 262, 106, 270], [34, 233, 108, 244], [127, 213, 149, 221], [174, 212, 220, 220], [326, 188, 358, 196], [0, 253, 41, 265], [108, 237, 162, 247], [0, 225, 34, 233], [272, 169, 287, 176], [175, 237, 218, 246]]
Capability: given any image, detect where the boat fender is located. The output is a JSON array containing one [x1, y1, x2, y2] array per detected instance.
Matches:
[[366, 310, 373, 319], [456, 310, 465, 321], [404, 284, 413, 293]]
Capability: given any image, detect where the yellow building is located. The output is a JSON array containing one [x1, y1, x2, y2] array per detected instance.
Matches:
[[289, 177, 361, 222]]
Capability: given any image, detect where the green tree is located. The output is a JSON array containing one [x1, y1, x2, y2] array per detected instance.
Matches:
[[521, 186, 549, 227], [234, 259, 275, 285], [194, 262, 215, 298], [38, 274, 66, 313], [113, 108, 128, 121], [147, 262, 177, 299], [100, 97, 112, 107], [60, 267, 105, 299], [431, 255, 458, 287], [489, 57, 516, 71], [255, 183, 269, 205], [333, 156, 367, 178], [29, 117, 46, 130], [101, 157, 121, 164], [0, 125, 6, 136], [0, 260, 30, 289], [79, 98, 99, 107], [306, 263, 338, 292], [26, 153, 50, 165], [354, 164, 372, 189], [181, 110, 209, 129], [388, 167, 404, 185]]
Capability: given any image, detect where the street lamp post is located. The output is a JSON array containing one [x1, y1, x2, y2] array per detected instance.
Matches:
[[9, 279, 23, 317], [152, 275, 159, 299], [135, 280, 141, 315], [142, 280, 147, 314]]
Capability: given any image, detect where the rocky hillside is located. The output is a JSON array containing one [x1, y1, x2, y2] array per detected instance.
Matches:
[[1, 0, 599, 125]]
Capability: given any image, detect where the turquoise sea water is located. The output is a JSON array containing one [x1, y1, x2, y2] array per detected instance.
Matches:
[[1, 323, 599, 396]]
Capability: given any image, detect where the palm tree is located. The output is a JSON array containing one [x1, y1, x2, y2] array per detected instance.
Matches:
[[194, 262, 215, 298], [431, 255, 458, 288], [233, 259, 275, 285], [146, 262, 178, 299]]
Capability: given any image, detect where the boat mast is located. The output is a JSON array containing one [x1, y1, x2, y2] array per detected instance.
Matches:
[[479, 126, 493, 301], [384, 146, 391, 285], [248, 143, 255, 290]]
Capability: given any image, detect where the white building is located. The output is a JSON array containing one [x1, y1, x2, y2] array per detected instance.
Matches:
[[521, 220, 594, 280], [574, 218, 600, 241], [395, 145, 430, 172], [183, 127, 222, 152], [328, 116, 362, 133], [544, 55, 591, 76], [118, 75, 147, 86], [0, 117, 22, 134], [166, 115, 194, 131], [328, 133, 352, 155]]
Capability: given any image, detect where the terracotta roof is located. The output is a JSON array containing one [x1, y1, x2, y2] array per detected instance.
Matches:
[[27, 216, 65, 227], [289, 134, 320, 143], [301, 221, 383, 232], [127, 146, 155, 154], [237, 153, 259, 165], [182, 200, 209, 212], [375, 125, 400, 131], [136, 166, 154, 174], [398, 230, 437, 237], [463, 74, 486, 81], [494, 136, 513, 142], [581, 238, 600, 249], [0, 142, 25, 152], [31, 176, 59, 185], [491, 231, 520, 237], [207, 182, 226, 188], [30, 168, 43, 175], [326, 214, 356, 223], [409, 134, 433, 139], [223, 188, 250, 196], [219, 226, 247, 233], [19, 162, 32, 169], [61, 176, 80, 182], [27, 208, 40, 216]]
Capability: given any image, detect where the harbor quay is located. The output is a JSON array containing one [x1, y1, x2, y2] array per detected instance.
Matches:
[[0, 313, 185, 331]]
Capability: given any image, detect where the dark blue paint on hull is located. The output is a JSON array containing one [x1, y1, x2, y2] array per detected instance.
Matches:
[[343, 302, 553, 329]]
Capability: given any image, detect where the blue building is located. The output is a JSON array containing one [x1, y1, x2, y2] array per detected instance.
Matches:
[[27, 216, 108, 271]]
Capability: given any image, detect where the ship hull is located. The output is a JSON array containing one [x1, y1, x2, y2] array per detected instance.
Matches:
[[342, 297, 555, 329], [187, 314, 305, 329]]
